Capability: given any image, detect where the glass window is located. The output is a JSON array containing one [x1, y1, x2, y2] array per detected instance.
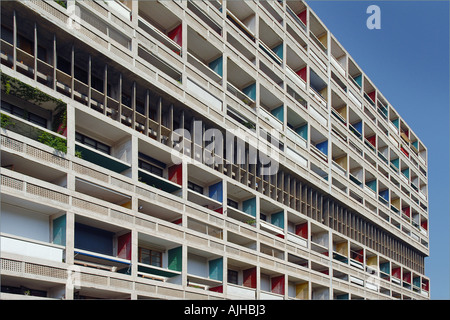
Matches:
[[138, 248, 162, 267], [228, 269, 238, 285]]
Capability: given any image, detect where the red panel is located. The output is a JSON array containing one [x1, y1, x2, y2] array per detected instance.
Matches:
[[401, 147, 409, 157], [57, 123, 67, 137], [243, 267, 257, 289], [295, 223, 308, 238], [296, 66, 307, 82], [214, 207, 223, 214], [117, 232, 131, 260], [168, 164, 182, 186], [368, 91, 376, 103], [367, 135, 376, 146], [422, 279, 429, 291], [209, 285, 223, 293], [298, 9, 307, 25], [403, 272, 411, 283], [271, 275, 285, 295], [421, 220, 428, 230], [168, 24, 182, 47], [172, 218, 182, 225], [402, 207, 411, 217], [392, 267, 401, 279]]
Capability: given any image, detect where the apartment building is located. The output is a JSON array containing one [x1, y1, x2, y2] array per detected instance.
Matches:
[[0, 0, 430, 300]]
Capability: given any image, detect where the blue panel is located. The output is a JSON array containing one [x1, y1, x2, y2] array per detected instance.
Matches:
[[391, 158, 399, 169], [208, 56, 223, 77], [271, 211, 284, 229], [353, 121, 362, 134], [209, 181, 223, 202], [391, 118, 399, 128], [366, 180, 377, 192], [270, 105, 284, 122], [242, 197, 256, 217], [379, 189, 389, 201], [209, 257, 223, 281], [316, 140, 328, 155], [380, 262, 390, 274], [402, 168, 410, 178], [74, 223, 114, 255], [242, 83, 256, 101], [272, 43, 283, 60], [353, 74, 362, 87], [53, 215, 66, 246], [295, 124, 308, 140]]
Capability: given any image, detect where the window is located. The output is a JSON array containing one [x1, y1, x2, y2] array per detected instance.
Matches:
[[138, 159, 163, 177], [1, 100, 47, 128], [227, 198, 238, 209], [138, 248, 162, 267], [188, 181, 204, 194], [75, 132, 111, 154], [227, 269, 238, 285]]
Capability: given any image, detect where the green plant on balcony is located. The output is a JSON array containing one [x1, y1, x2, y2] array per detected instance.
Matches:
[[1, 73, 66, 110], [38, 131, 67, 153], [0, 113, 15, 129], [54, 0, 67, 8]]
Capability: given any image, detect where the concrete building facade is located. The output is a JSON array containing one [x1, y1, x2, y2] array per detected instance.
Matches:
[[0, 0, 429, 300]]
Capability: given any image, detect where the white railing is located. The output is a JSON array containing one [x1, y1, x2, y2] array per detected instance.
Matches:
[[0, 235, 64, 262], [286, 66, 306, 90], [286, 127, 307, 149], [227, 284, 256, 299], [331, 56, 346, 76]]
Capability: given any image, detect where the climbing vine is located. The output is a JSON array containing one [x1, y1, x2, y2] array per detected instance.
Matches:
[[1, 73, 65, 110]]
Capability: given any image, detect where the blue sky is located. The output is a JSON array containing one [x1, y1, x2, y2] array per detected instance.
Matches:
[[305, 0, 449, 299]]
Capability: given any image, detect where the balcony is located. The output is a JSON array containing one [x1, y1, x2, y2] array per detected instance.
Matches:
[[226, 1, 256, 43], [187, 248, 223, 292], [227, 260, 257, 299], [137, 233, 182, 284], [73, 216, 132, 274], [138, 0, 182, 55]]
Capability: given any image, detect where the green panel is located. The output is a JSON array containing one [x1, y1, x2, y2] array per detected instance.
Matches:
[[271, 211, 284, 229], [209, 257, 223, 281], [138, 265, 180, 278], [75, 145, 130, 174], [242, 197, 256, 217], [138, 170, 181, 193], [168, 246, 182, 272], [52, 215, 66, 246]]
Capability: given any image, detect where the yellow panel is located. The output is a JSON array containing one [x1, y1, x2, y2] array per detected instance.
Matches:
[[296, 283, 309, 300], [121, 201, 132, 209], [335, 241, 348, 256], [367, 256, 377, 266]]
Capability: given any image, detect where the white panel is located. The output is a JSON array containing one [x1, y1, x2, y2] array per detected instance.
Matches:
[[286, 147, 308, 168], [310, 106, 327, 126], [0, 203, 49, 242], [187, 78, 222, 111], [1, 236, 63, 262]]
